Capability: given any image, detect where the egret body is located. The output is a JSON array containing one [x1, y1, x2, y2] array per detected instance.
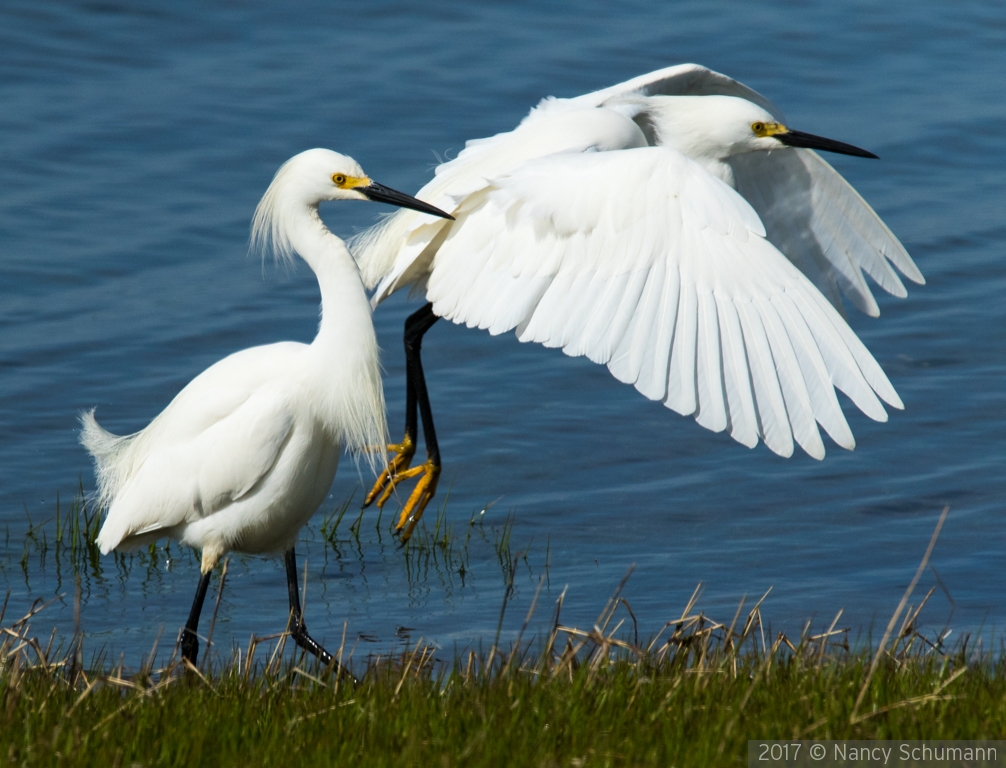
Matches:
[[352, 65, 924, 539], [82, 149, 452, 666]]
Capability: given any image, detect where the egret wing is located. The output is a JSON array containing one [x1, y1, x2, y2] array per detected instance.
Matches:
[[425, 147, 903, 459], [730, 149, 924, 317], [539, 63, 924, 315], [536, 62, 785, 120], [355, 64, 775, 296], [96, 387, 296, 552], [358, 109, 648, 297]]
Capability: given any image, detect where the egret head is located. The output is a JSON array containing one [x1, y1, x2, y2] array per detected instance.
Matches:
[[744, 113, 878, 160], [649, 95, 877, 166], [272, 148, 372, 205], [252, 149, 452, 266], [265, 148, 456, 213]]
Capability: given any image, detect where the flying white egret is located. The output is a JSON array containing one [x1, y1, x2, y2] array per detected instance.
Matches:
[[352, 64, 925, 540], [81, 149, 453, 667]]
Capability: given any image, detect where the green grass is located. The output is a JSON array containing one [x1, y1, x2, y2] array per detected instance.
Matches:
[[4, 653, 1000, 767], [2, 568, 1001, 768], [3, 499, 996, 766]]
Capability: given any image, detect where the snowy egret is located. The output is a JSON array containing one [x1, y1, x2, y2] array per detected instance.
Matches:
[[81, 148, 453, 667], [354, 64, 924, 540]]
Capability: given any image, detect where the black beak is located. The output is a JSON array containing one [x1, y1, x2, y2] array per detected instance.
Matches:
[[359, 182, 454, 220], [776, 129, 879, 159]]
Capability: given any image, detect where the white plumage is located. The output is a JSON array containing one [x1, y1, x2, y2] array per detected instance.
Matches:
[[353, 64, 924, 466], [80, 148, 453, 666], [84, 150, 388, 571]]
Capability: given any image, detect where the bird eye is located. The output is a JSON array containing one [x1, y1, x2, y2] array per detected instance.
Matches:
[[752, 122, 765, 134], [332, 174, 347, 186]]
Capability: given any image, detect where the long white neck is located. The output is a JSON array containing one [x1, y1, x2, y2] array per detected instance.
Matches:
[[287, 205, 374, 346], [282, 201, 388, 461]]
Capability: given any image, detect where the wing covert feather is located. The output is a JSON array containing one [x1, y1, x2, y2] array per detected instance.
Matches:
[[425, 147, 901, 458]]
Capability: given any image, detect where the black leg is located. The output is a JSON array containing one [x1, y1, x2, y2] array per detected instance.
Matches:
[[404, 302, 442, 467], [180, 570, 212, 665], [285, 549, 354, 680], [363, 303, 443, 540], [400, 319, 421, 455]]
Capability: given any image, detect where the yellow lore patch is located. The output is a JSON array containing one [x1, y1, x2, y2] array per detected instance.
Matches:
[[332, 173, 371, 189], [751, 121, 789, 138]]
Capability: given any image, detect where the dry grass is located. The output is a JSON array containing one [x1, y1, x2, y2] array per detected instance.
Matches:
[[5, 500, 999, 766]]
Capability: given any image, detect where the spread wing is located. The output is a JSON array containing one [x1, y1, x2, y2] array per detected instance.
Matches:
[[356, 64, 774, 295], [574, 64, 924, 316], [730, 149, 925, 317], [425, 147, 903, 459], [536, 62, 786, 120], [358, 63, 921, 319]]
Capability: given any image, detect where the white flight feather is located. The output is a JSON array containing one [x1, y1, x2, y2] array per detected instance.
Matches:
[[354, 65, 922, 461]]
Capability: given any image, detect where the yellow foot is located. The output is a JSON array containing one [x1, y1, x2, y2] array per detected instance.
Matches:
[[363, 434, 417, 509], [392, 460, 441, 542]]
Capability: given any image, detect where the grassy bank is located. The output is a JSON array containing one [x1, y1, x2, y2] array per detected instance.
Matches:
[[3, 650, 997, 767], [3, 576, 1000, 766], [3, 499, 996, 766]]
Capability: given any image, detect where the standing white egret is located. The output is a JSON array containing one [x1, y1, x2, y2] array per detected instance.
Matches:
[[81, 149, 453, 667], [353, 64, 925, 540]]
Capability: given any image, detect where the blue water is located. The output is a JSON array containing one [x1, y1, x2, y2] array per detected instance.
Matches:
[[3, 1, 1005, 665]]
